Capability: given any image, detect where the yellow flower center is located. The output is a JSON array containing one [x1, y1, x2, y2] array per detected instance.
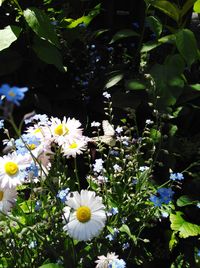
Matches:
[[76, 206, 91, 223], [54, 124, 69, 136], [69, 142, 78, 149], [5, 161, 19, 176], [8, 90, 16, 97], [34, 128, 41, 134], [28, 144, 36, 150], [0, 191, 4, 201]]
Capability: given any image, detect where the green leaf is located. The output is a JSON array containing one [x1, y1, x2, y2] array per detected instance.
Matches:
[[119, 224, 137, 243], [24, 7, 59, 48], [32, 36, 66, 72], [39, 264, 63, 268], [110, 29, 139, 44], [194, 0, 200, 12], [0, 25, 21, 52], [169, 231, 178, 251], [170, 211, 200, 238], [141, 34, 175, 52], [126, 79, 146, 90], [150, 128, 161, 143], [177, 195, 197, 207], [146, 16, 162, 38], [105, 74, 123, 89], [189, 83, 200, 90], [181, 0, 196, 17], [151, 0, 180, 22], [175, 29, 199, 67]]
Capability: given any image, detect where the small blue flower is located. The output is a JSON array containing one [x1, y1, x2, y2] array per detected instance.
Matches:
[[149, 195, 163, 207], [111, 259, 126, 268], [170, 172, 184, 181], [197, 250, 200, 257], [150, 188, 174, 207], [0, 84, 28, 106], [0, 119, 4, 129], [122, 242, 130, 250], [57, 188, 70, 203], [106, 228, 119, 241], [35, 200, 42, 211], [15, 134, 40, 155]]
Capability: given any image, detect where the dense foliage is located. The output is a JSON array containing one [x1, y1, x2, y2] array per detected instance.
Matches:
[[0, 0, 200, 267]]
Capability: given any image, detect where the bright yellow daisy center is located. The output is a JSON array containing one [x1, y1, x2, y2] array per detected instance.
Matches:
[[69, 142, 78, 149], [54, 124, 69, 136], [28, 144, 36, 150], [5, 161, 19, 176], [76, 206, 91, 223], [34, 128, 41, 134], [0, 191, 4, 201]]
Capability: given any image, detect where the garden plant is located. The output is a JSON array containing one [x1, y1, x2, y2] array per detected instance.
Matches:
[[0, 0, 200, 267]]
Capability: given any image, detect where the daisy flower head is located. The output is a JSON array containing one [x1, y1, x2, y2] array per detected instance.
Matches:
[[0, 152, 30, 188], [63, 189, 106, 241], [0, 84, 28, 106], [95, 252, 119, 268], [61, 138, 87, 158], [50, 116, 83, 145], [0, 186, 17, 214]]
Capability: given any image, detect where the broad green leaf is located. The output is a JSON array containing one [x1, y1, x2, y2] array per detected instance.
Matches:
[[32, 36, 66, 72], [105, 74, 123, 89], [151, 0, 180, 22], [170, 211, 200, 238], [150, 128, 161, 143], [126, 79, 146, 90], [175, 29, 199, 67], [24, 7, 59, 48], [194, 0, 200, 12], [146, 16, 162, 38], [39, 264, 63, 268], [189, 83, 200, 90], [177, 195, 197, 207], [181, 0, 196, 17], [141, 34, 175, 52], [0, 25, 21, 51], [62, 3, 101, 28], [110, 29, 139, 44]]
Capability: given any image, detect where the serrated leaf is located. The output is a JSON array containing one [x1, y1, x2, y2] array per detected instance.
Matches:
[[32, 36, 66, 72], [0, 25, 21, 51], [105, 74, 123, 89], [146, 16, 162, 38], [24, 7, 59, 48], [175, 29, 199, 67], [177, 195, 197, 207], [110, 29, 139, 44], [126, 79, 146, 90], [152, 0, 180, 22], [194, 0, 200, 12], [170, 211, 200, 238]]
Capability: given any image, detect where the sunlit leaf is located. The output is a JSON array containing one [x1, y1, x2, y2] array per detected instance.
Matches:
[[189, 83, 200, 90], [170, 211, 200, 238], [126, 80, 146, 90], [194, 0, 200, 12], [110, 29, 139, 44], [105, 74, 123, 89], [0, 25, 21, 52], [24, 7, 59, 48]]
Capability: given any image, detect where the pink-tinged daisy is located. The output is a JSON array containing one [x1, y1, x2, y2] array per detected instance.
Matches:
[[61, 138, 87, 158], [50, 117, 83, 145], [0, 152, 30, 188], [0, 186, 17, 214], [95, 252, 119, 268], [63, 190, 106, 241]]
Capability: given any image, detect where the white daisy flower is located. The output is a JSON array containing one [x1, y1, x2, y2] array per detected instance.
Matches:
[[0, 152, 30, 188], [50, 117, 83, 145], [63, 190, 106, 241], [61, 138, 87, 158], [95, 252, 119, 268], [0, 186, 17, 214]]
